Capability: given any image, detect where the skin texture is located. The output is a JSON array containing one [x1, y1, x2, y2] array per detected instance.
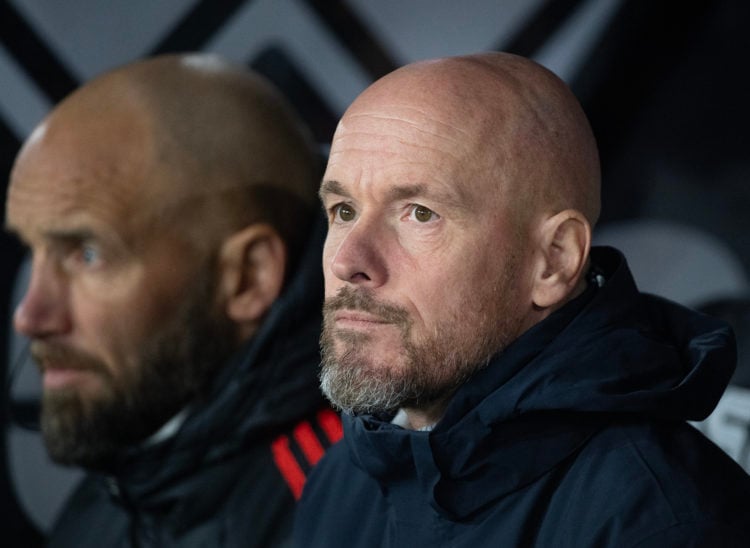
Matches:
[[5, 54, 318, 467], [319, 52, 600, 429]]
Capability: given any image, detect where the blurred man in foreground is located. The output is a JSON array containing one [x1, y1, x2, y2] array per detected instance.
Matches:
[[295, 52, 750, 547], [6, 53, 341, 547]]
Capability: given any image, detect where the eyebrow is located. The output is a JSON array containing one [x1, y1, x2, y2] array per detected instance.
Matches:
[[3, 223, 93, 242], [41, 228, 97, 244], [320, 179, 471, 213], [320, 180, 443, 201], [319, 179, 350, 202], [385, 183, 431, 202]]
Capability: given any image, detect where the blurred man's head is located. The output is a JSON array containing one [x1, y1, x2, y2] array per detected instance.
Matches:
[[5, 54, 318, 467], [319, 52, 600, 428]]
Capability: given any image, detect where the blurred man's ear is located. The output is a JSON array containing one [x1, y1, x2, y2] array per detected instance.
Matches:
[[530, 210, 591, 310], [218, 223, 286, 339]]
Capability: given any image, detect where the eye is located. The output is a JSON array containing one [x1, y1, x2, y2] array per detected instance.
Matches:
[[333, 203, 356, 222], [409, 204, 437, 223], [81, 243, 101, 265]]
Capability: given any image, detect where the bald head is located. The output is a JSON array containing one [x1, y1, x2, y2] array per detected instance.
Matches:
[[65, 53, 314, 197], [108, 54, 317, 205], [340, 52, 600, 226], [11, 54, 318, 256]]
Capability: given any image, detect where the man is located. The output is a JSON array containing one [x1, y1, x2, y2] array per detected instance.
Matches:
[[5, 54, 341, 547], [294, 52, 750, 546]]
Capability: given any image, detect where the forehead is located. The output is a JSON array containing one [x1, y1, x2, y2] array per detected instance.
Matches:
[[324, 100, 486, 200], [6, 110, 162, 243], [332, 98, 473, 159]]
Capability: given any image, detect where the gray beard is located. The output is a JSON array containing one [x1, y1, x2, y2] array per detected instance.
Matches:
[[319, 286, 513, 417]]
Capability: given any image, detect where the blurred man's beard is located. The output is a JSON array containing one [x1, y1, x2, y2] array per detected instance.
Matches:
[[319, 278, 519, 417], [33, 269, 236, 469]]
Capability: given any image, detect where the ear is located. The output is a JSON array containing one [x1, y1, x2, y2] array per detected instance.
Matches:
[[530, 209, 591, 310], [218, 223, 287, 333]]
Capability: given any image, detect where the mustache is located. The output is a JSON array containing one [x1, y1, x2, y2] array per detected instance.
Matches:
[[30, 341, 107, 374], [323, 287, 410, 326]]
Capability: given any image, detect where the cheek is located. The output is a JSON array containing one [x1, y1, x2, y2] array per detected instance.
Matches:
[[71, 270, 183, 362], [74, 291, 145, 336], [70, 298, 141, 379], [402, 261, 464, 325], [322, 242, 340, 296], [321, 235, 336, 264], [74, 260, 144, 303], [409, 246, 503, 324]]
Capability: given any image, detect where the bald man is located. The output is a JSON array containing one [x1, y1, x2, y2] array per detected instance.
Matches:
[[294, 52, 750, 547], [5, 54, 341, 547]]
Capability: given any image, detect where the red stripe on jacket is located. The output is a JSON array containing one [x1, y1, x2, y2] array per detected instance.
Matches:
[[271, 409, 343, 500]]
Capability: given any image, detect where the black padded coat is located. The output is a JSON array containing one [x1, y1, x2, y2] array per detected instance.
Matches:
[[295, 247, 750, 547]]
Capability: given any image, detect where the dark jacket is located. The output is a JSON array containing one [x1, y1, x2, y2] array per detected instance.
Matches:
[[294, 247, 750, 547], [48, 218, 342, 548]]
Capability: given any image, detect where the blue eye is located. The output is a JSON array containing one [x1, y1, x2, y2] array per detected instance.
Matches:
[[81, 244, 101, 265]]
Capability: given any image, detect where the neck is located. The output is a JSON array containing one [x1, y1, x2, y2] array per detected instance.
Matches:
[[402, 396, 451, 430]]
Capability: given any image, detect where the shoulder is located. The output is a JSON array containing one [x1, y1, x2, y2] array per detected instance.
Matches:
[[267, 407, 343, 499], [47, 475, 128, 548], [540, 419, 750, 545], [221, 408, 344, 545], [627, 519, 750, 548], [297, 436, 354, 506], [293, 439, 385, 547]]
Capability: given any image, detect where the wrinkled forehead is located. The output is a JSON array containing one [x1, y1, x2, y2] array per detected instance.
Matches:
[[334, 101, 477, 158], [326, 75, 521, 206], [326, 106, 479, 207]]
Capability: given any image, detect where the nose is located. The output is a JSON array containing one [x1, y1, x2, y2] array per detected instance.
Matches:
[[13, 256, 72, 339], [327, 219, 387, 288]]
